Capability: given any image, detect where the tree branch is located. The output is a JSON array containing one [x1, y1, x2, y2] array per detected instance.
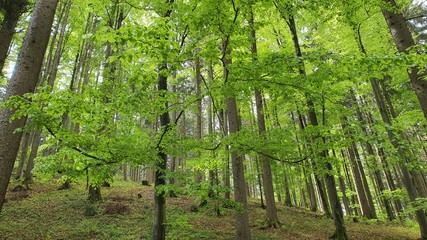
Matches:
[[44, 125, 117, 168], [156, 110, 184, 150], [406, 14, 427, 21], [238, 143, 311, 164]]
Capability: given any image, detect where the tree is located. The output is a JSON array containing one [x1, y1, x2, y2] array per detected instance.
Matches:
[[249, 5, 279, 227], [0, 0, 59, 213], [273, 1, 348, 238], [0, 0, 28, 74], [153, 1, 174, 239], [381, 0, 427, 122]]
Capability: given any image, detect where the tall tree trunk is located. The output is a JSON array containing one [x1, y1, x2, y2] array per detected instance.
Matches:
[[249, 9, 279, 227], [279, 7, 348, 238], [350, 91, 395, 220], [342, 116, 377, 219], [296, 109, 327, 214], [222, 35, 251, 239], [370, 77, 427, 238], [221, 109, 231, 200], [226, 97, 251, 240], [152, 3, 174, 236], [292, 111, 318, 212], [194, 54, 203, 183], [0, 0, 59, 213], [22, 0, 70, 185], [153, 62, 169, 240], [0, 0, 28, 73], [381, 0, 427, 122], [283, 16, 332, 217]]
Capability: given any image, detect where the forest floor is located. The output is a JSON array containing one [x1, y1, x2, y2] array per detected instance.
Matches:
[[0, 180, 421, 240]]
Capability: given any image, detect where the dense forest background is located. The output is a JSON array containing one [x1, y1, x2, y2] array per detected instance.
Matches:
[[0, 0, 427, 239]]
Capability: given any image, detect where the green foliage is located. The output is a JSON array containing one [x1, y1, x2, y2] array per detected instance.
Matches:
[[381, 189, 408, 202], [405, 197, 427, 214]]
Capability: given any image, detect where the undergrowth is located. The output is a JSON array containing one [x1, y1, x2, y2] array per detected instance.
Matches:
[[0, 180, 420, 240]]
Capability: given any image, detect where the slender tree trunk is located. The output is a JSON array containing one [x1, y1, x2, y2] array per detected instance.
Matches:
[[226, 97, 251, 240], [370, 77, 427, 238], [15, 130, 32, 179], [249, 9, 279, 226], [23, 130, 42, 185], [0, 0, 28, 73], [292, 111, 317, 212], [305, 168, 318, 212], [350, 91, 395, 220], [194, 54, 203, 183], [279, 8, 347, 238], [296, 108, 329, 215], [152, 2, 174, 240], [338, 170, 352, 216], [169, 92, 177, 187], [123, 164, 128, 181], [255, 157, 265, 208], [0, 0, 59, 213], [341, 117, 376, 219], [153, 62, 169, 240], [283, 171, 293, 207], [46, 0, 70, 87], [222, 34, 251, 239], [221, 109, 231, 200], [22, 0, 70, 185]]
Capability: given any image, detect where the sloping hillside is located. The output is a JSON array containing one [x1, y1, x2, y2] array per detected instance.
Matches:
[[0, 181, 419, 240]]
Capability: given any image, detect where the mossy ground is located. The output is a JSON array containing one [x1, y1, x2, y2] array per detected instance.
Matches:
[[0, 180, 420, 240]]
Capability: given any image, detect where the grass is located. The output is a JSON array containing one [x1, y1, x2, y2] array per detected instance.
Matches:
[[0, 180, 421, 240]]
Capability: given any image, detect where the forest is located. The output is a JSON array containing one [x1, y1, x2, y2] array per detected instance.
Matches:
[[0, 0, 426, 239]]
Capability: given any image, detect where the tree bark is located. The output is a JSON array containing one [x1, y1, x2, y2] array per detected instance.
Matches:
[[15, 129, 32, 179], [305, 168, 318, 212], [222, 33, 251, 239], [88, 185, 101, 202], [0, 0, 59, 213], [221, 109, 231, 200], [0, 0, 28, 73], [194, 54, 203, 183], [283, 172, 293, 207], [23, 130, 42, 185], [381, 0, 427, 122], [249, 9, 279, 227], [226, 97, 251, 240], [152, 3, 174, 239]]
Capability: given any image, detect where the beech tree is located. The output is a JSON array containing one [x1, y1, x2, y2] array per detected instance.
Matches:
[[0, 0, 59, 212]]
